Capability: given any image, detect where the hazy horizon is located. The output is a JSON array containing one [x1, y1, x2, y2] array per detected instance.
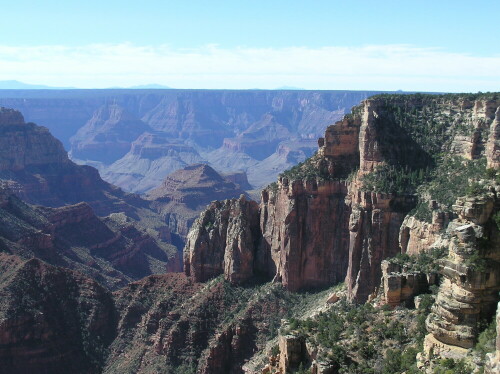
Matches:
[[1, 0, 499, 92]]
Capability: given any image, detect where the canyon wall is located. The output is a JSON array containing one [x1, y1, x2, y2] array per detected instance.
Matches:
[[423, 192, 500, 359], [0, 89, 382, 191], [185, 94, 500, 306]]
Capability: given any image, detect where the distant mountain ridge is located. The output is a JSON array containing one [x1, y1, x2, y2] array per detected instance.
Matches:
[[0, 80, 75, 89], [0, 89, 392, 191], [0, 80, 173, 90]]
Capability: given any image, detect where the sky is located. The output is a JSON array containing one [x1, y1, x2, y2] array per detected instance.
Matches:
[[0, 0, 499, 91]]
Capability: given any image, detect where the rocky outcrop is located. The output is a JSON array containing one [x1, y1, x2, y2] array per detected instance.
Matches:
[[486, 107, 500, 169], [260, 179, 351, 292], [273, 329, 336, 374], [148, 164, 244, 207], [345, 183, 416, 302], [222, 171, 253, 190], [0, 107, 68, 171], [381, 261, 437, 307], [0, 107, 25, 126], [185, 94, 500, 305], [147, 164, 247, 238], [399, 211, 453, 256], [424, 192, 500, 357], [278, 334, 308, 373], [184, 195, 261, 283]]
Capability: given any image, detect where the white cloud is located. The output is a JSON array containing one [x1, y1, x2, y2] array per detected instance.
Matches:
[[0, 43, 499, 91]]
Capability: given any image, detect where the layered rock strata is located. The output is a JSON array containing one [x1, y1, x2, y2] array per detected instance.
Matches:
[[148, 164, 247, 238], [345, 182, 416, 302], [185, 95, 500, 305], [424, 192, 500, 357], [260, 179, 351, 291], [381, 260, 437, 307], [0, 186, 176, 289], [0, 254, 116, 374], [184, 195, 261, 283], [399, 211, 454, 256], [0, 107, 147, 217], [70, 104, 152, 164]]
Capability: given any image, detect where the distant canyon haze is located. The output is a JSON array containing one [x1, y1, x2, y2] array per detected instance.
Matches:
[[0, 89, 387, 194]]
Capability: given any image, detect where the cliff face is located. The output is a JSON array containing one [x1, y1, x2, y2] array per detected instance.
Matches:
[[260, 180, 351, 291], [183, 195, 261, 283], [185, 94, 500, 305], [345, 184, 416, 302], [0, 107, 141, 216], [424, 192, 500, 356], [486, 107, 500, 169], [485, 302, 500, 373], [0, 108, 68, 171], [70, 104, 152, 164]]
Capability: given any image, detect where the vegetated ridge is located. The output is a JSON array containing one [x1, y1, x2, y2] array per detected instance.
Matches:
[[185, 92, 500, 373]]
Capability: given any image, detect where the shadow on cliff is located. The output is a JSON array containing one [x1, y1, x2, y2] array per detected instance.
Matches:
[[375, 110, 435, 171]]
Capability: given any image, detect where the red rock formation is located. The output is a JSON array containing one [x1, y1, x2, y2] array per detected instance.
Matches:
[[148, 164, 244, 207], [184, 94, 500, 305], [0, 108, 68, 172], [147, 164, 247, 238], [260, 180, 350, 291], [184, 195, 261, 283], [345, 181, 416, 302], [424, 192, 500, 358], [0, 254, 115, 374], [0, 107, 148, 217], [0, 187, 176, 289]]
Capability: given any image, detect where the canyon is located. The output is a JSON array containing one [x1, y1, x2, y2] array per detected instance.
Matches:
[[0, 89, 383, 191], [0, 92, 499, 373], [184, 93, 500, 372], [0, 106, 179, 285]]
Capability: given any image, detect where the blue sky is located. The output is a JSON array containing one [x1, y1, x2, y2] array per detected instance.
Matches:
[[1, 0, 499, 91]]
